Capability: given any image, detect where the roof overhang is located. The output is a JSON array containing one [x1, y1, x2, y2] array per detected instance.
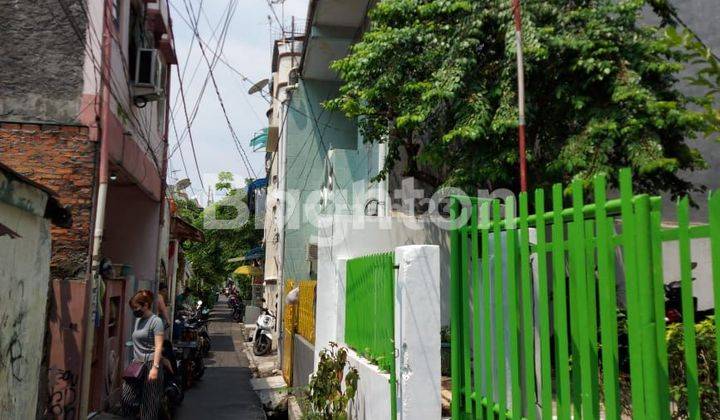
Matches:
[[300, 0, 373, 81], [0, 161, 72, 228], [171, 215, 204, 242]]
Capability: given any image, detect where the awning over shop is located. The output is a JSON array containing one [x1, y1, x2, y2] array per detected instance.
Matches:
[[249, 128, 268, 151], [228, 246, 265, 263], [233, 265, 264, 276]]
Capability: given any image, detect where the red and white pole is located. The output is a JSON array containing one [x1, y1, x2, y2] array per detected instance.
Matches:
[[512, 0, 528, 192]]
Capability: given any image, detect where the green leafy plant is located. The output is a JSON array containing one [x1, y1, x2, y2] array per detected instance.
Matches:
[[174, 172, 263, 287], [665, 317, 719, 419], [611, 312, 719, 418], [662, 26, 720, 136], [305, 342, 360, 419], [326, 0, 715, 197]]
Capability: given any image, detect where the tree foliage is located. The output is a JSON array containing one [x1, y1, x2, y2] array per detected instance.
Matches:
[[175, 174, 262, 286], [325, 0, 716, 196]]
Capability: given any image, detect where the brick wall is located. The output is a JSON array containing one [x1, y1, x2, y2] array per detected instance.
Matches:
[[0, 122, 97, 281]]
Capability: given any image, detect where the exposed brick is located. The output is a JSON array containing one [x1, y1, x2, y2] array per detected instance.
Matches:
[[0, 125, 97, 281], [2, 122, 21, 130]]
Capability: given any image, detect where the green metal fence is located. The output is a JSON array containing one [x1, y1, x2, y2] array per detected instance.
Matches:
[[449, 169, 720, 419], [345, 252, 398, 420], [345, 252, 395, 372]]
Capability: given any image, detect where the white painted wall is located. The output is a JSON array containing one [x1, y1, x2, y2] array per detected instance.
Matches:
[[315, 213, 451, 365], [394, 245, 441, 419], [316, 240, 442, 419], [0, 201, 51, 418], [346, 349, 391, 420]]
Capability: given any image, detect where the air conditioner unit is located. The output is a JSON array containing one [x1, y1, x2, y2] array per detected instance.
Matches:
[[132, 48, 165, 102]]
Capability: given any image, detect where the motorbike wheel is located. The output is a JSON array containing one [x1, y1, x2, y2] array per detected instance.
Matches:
[[232, 309, 242, 322], [180, 360, 194, 390], [253, 335, 271, 356], [200, 337, 211, 357], [193, 356, 205, 379]]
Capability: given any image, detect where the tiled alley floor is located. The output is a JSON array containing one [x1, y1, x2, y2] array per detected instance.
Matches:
[[175, 297, 266, 420]]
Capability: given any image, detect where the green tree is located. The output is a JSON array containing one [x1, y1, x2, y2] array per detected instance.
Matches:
[[215, 171, 234, 194], [326, 0, 715, 197], [175, 177, 262, 286]]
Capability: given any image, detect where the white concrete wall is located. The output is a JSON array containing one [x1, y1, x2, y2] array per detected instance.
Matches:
[[346, 349, 391, 420], [0, 201, 51, 418], [315, 213, 451, 365], [394, 245, 441, 419], [316, 240, 442, 419]]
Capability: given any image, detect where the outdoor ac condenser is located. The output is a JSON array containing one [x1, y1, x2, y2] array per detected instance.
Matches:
[[132, 48, 165, 102]]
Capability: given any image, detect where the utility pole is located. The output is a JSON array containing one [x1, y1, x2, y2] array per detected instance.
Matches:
[[512, 0, 528, 192]]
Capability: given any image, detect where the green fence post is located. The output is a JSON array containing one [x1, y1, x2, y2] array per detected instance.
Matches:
[[635, 195, 662, 420], [449, 197, 463, 419], [493, 199, 507, 420], [583, 217, 600, 418], [650, 206, 670, 420], [505, 195, 522, 420], [481, 201, 495, 420], [551, 184, 571, 419], [471, 202, 484, 419], [620, 169, 647, 419], [594, 175, 620, 420], [534, 189, 553, 420], [678, 197, 700, 420], [519, 192, 537, 420], [571, 180, 594, 419], [710, 192, 720, 395], [461, 223, 473, 417]]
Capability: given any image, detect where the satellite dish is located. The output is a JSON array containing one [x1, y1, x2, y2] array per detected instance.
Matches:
[[248, 79, 269, 95], [176, 178, 191, 191]]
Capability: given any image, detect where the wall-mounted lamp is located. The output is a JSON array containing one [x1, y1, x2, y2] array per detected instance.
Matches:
[[110, 172, 118, 181]]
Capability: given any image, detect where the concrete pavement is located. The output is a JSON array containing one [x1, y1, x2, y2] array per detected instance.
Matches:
[[175, 298, 266, 420]]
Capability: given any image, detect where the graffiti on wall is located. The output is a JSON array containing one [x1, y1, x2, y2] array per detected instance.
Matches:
[[48, 368, 78, 419], [0, 203, 52, 418]]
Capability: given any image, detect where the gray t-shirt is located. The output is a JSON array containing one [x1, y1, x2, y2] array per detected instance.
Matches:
[[132, 315, 164, 361]]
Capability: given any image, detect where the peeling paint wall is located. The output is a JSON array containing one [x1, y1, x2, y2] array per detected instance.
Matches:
[[0, 200, 52, 418]]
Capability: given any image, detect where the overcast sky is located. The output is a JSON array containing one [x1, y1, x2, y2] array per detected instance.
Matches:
[[167, 0, 309, 203]]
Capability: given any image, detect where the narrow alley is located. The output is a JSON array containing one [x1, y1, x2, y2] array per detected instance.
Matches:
[[3, 0, 720, 419], [175, 297, 265, 420]]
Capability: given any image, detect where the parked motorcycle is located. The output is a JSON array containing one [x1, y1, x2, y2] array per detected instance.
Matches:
[[173, 306, 209, 389], [252, 309, 276, 356], [159, 341, 184, 419], [663, 262, 713, 324], [231, 298, 246, 323]]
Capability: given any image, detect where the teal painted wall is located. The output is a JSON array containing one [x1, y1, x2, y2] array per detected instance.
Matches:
[[282, 79, 357, 281]]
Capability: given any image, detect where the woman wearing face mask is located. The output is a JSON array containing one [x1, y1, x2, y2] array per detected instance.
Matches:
[[121, 290, 164, 419]]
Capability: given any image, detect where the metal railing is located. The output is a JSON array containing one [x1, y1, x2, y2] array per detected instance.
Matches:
[[449, 169, 720, 419], [298, 280, 317, 343], [345, 253, 395, 372], [282, 280, 297, 386]]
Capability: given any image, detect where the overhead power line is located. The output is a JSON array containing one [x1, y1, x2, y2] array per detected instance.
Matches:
[[168, 0, 236, 158], [53, 0, 165, 182], [182, 0, 258, 179]]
